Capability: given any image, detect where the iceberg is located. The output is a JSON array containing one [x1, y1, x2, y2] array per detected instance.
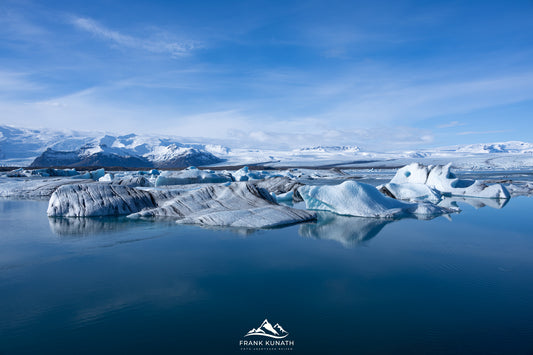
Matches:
[[384, 163, 510, 200], [48, 182, 316, 228], [72, 168, 106, 181], [298, 181, 456, 218], [231, 166, 272, 181], [155, 167, 232, 186]]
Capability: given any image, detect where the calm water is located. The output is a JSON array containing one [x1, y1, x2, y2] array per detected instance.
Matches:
[[1, 196, 533, 354]]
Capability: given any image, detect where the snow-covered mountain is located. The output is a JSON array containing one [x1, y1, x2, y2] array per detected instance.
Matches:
[[0, 126, 225, 168]]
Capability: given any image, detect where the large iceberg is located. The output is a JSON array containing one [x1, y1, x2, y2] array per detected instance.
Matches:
[[47, 182, 315, 228], [382, 163, 510, 200], [298, 181, 456, 218]]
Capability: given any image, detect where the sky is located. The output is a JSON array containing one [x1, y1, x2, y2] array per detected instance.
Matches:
[[0, 0, 532, 150]]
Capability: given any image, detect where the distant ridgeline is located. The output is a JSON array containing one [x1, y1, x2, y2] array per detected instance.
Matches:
[[0, 126, 226, 168], [29, 145, 224, 168]]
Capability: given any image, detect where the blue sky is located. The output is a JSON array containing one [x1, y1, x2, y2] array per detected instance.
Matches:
[[0, 0, 532, 150]]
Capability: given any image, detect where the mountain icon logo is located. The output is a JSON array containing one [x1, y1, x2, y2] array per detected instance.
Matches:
[[244, 319, 289, 339]]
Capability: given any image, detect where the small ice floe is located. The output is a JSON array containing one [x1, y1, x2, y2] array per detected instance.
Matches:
[[380, 163, 510, 201], [298, 181, 456, 218]]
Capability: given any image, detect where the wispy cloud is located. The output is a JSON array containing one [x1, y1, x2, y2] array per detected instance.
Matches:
[[69, 17, 198, 57], [457, 130, 510, 136]]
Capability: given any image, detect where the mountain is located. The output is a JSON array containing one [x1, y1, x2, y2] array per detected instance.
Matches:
[[0, 126, 226, 168], [245, 319, 289, 338]]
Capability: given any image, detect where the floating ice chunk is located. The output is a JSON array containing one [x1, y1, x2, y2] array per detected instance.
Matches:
[[378, 182, 441, 203], [298, 181, 455, 218], [155, 167, 231, 186], [111, 175, 152, 187], [99, 173, 114, 182], [387, 163, 510, 199], [73, 168, 106, 181], [231, 166, 274, 181], [271, 191, 294, 202], [6, 168, 31, 177]]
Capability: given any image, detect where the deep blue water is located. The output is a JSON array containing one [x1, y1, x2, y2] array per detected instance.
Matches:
[[1, 196, 533, 354]]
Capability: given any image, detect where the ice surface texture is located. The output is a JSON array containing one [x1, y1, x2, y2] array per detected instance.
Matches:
[[48, 182, 315, 228]]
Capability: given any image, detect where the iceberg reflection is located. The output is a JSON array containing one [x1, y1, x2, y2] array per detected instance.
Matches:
[[48, 217, 141, 236], [299, 212, 393, 248]]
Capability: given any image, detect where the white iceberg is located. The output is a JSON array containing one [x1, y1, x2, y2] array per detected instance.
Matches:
[[385, 163, 510, 200], [298, 181, 456, 218], [155, 167, 231, 186]]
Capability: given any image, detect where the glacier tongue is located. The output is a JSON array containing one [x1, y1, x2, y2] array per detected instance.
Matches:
[[298, 181, 456, 218], [47, 182, 316, 228]]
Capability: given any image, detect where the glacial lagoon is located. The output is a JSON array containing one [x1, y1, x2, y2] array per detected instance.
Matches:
[[1, 195, 533, 354]]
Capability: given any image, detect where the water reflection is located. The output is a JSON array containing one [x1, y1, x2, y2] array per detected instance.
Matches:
[[48, 217, 137, 236], [299, 212, 393, 248]]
